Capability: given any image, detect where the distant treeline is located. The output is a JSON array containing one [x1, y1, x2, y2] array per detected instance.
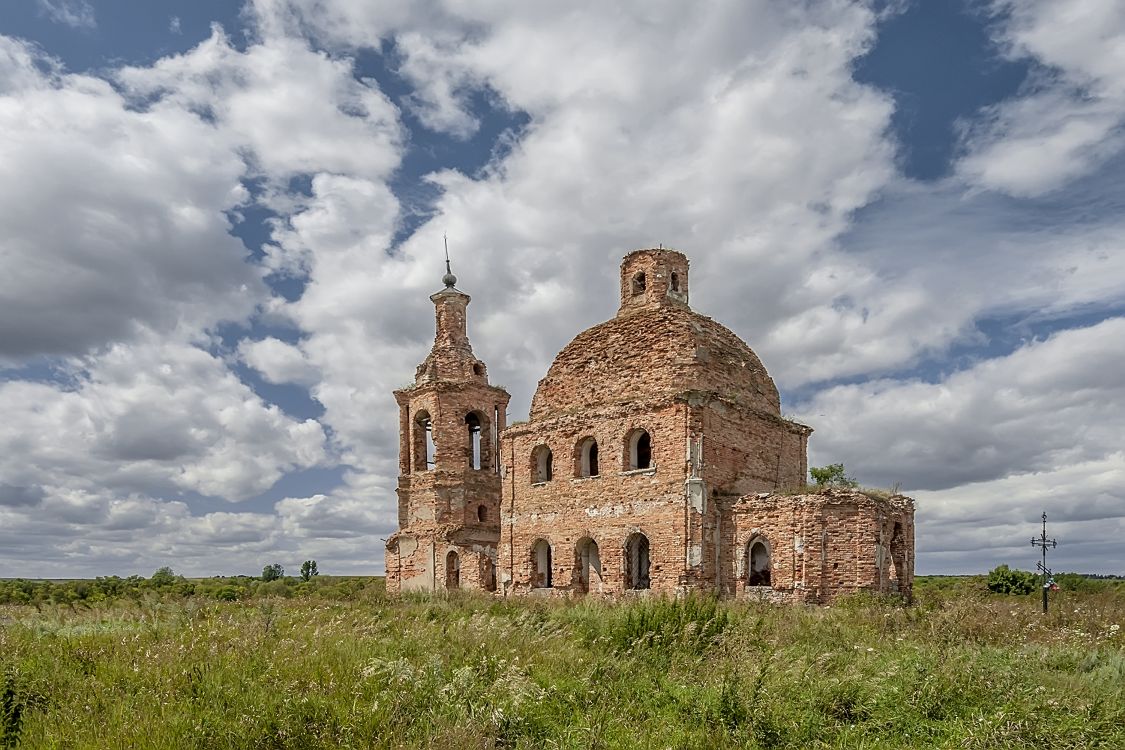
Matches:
[[1, 569, 1120, 607], [0, 569, 385, 607], [912, 569, 1124, 597]]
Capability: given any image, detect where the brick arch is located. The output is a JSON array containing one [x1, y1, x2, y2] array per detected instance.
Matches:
[[445, 549, 460, 590], [530, 538, 553, 588], [574, 435, 599, 477], [624, 426, 654, 470], [530, 443, 553, 483], [412, 410, 434, 472], [745, 535, 772, 587], [464, 409, 492, 470], [623, 530, 651, 590], [573, 536, 602, 593]]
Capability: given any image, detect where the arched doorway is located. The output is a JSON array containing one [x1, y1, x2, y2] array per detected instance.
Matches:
[[574, 537, 601, 593], [445, 550, 460, 590], [531, 539, 552, 588], [747, 538, 771, 587], [624, 532, 650, 590], [481, 556, 496, 592]]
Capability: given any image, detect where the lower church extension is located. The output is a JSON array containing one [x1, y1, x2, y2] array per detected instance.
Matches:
[[386, 248, 915, 603]]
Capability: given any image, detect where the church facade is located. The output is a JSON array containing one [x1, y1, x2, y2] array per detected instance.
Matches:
[[385, 248, 915, 603]]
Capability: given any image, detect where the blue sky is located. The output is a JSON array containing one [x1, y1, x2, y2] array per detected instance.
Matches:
[[1, 0, 1123, 578]]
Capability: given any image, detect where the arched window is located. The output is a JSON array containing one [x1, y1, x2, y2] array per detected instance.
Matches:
[[531, 444, 553, 483], [625, 532, 651, 590], [446, 551, 460, 590], [576, 437, 599, 477], [531, 539, 552, 588], [631, 272, 646, 296], [476, 504, 487, 523], [747, 538, 771, 587], [413, 411, 434, 472], [626, 429, 652, 470], [670, 272, 680, 292], [574, 537, 601, 593], [466, 413, 482, 470], [472, 362, 484, 376]]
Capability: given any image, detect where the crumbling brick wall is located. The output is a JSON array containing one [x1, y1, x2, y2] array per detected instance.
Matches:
[[499, 400, 690, 596], [496, 249, 821, 599], [726, 489, 916, 603], [385, 281, 509, 595], [388, 248, 917, 605]]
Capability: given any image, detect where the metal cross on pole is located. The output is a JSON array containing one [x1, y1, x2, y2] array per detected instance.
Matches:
[[1030, 511, 1057, 614]]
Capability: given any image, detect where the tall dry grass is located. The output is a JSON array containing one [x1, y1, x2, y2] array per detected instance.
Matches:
[[0, 580, 1121, 748]]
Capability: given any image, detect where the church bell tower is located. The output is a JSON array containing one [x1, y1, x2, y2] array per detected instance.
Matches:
[[384, 256, 510, 594]]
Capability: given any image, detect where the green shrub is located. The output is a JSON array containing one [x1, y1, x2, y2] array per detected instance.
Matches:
[[987, 564, 1038, 595], [212, 585, 242, 601], [810, 462, 858, 487], [256, 580, 292, 599]]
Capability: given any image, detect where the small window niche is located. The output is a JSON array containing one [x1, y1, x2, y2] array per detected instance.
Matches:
[[576, 437, 599, 477], [626, 429, 652, 470], [531, 444, 553, 483], [631, 272, 646, 296]]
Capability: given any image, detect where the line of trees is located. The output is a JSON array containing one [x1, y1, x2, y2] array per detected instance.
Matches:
[[0, 561, 383, 607]]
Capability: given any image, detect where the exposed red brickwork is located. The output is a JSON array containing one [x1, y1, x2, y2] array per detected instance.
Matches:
[[726, 489, 915, 603], [385, 282, 509, 595], [387, 249, 916, 603]]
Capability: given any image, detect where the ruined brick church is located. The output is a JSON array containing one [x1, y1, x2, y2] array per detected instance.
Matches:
[[385, 248, 915, 603]]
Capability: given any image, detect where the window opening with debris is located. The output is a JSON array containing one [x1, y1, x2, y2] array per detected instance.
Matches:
[[747, 539, 771, 586], [625, 532, 651, 590]]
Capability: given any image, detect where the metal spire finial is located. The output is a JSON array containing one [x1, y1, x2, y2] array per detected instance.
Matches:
[[441, 233, 457, 288]]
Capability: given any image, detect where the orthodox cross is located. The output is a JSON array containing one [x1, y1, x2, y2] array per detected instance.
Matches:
[[1030, 511, 1057, 614]]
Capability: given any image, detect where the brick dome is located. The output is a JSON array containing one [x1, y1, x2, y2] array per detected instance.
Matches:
[[529, 304, 781, 420]]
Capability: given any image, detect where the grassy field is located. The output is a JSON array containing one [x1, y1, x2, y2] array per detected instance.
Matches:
[[0, 577, 1122, 749]]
